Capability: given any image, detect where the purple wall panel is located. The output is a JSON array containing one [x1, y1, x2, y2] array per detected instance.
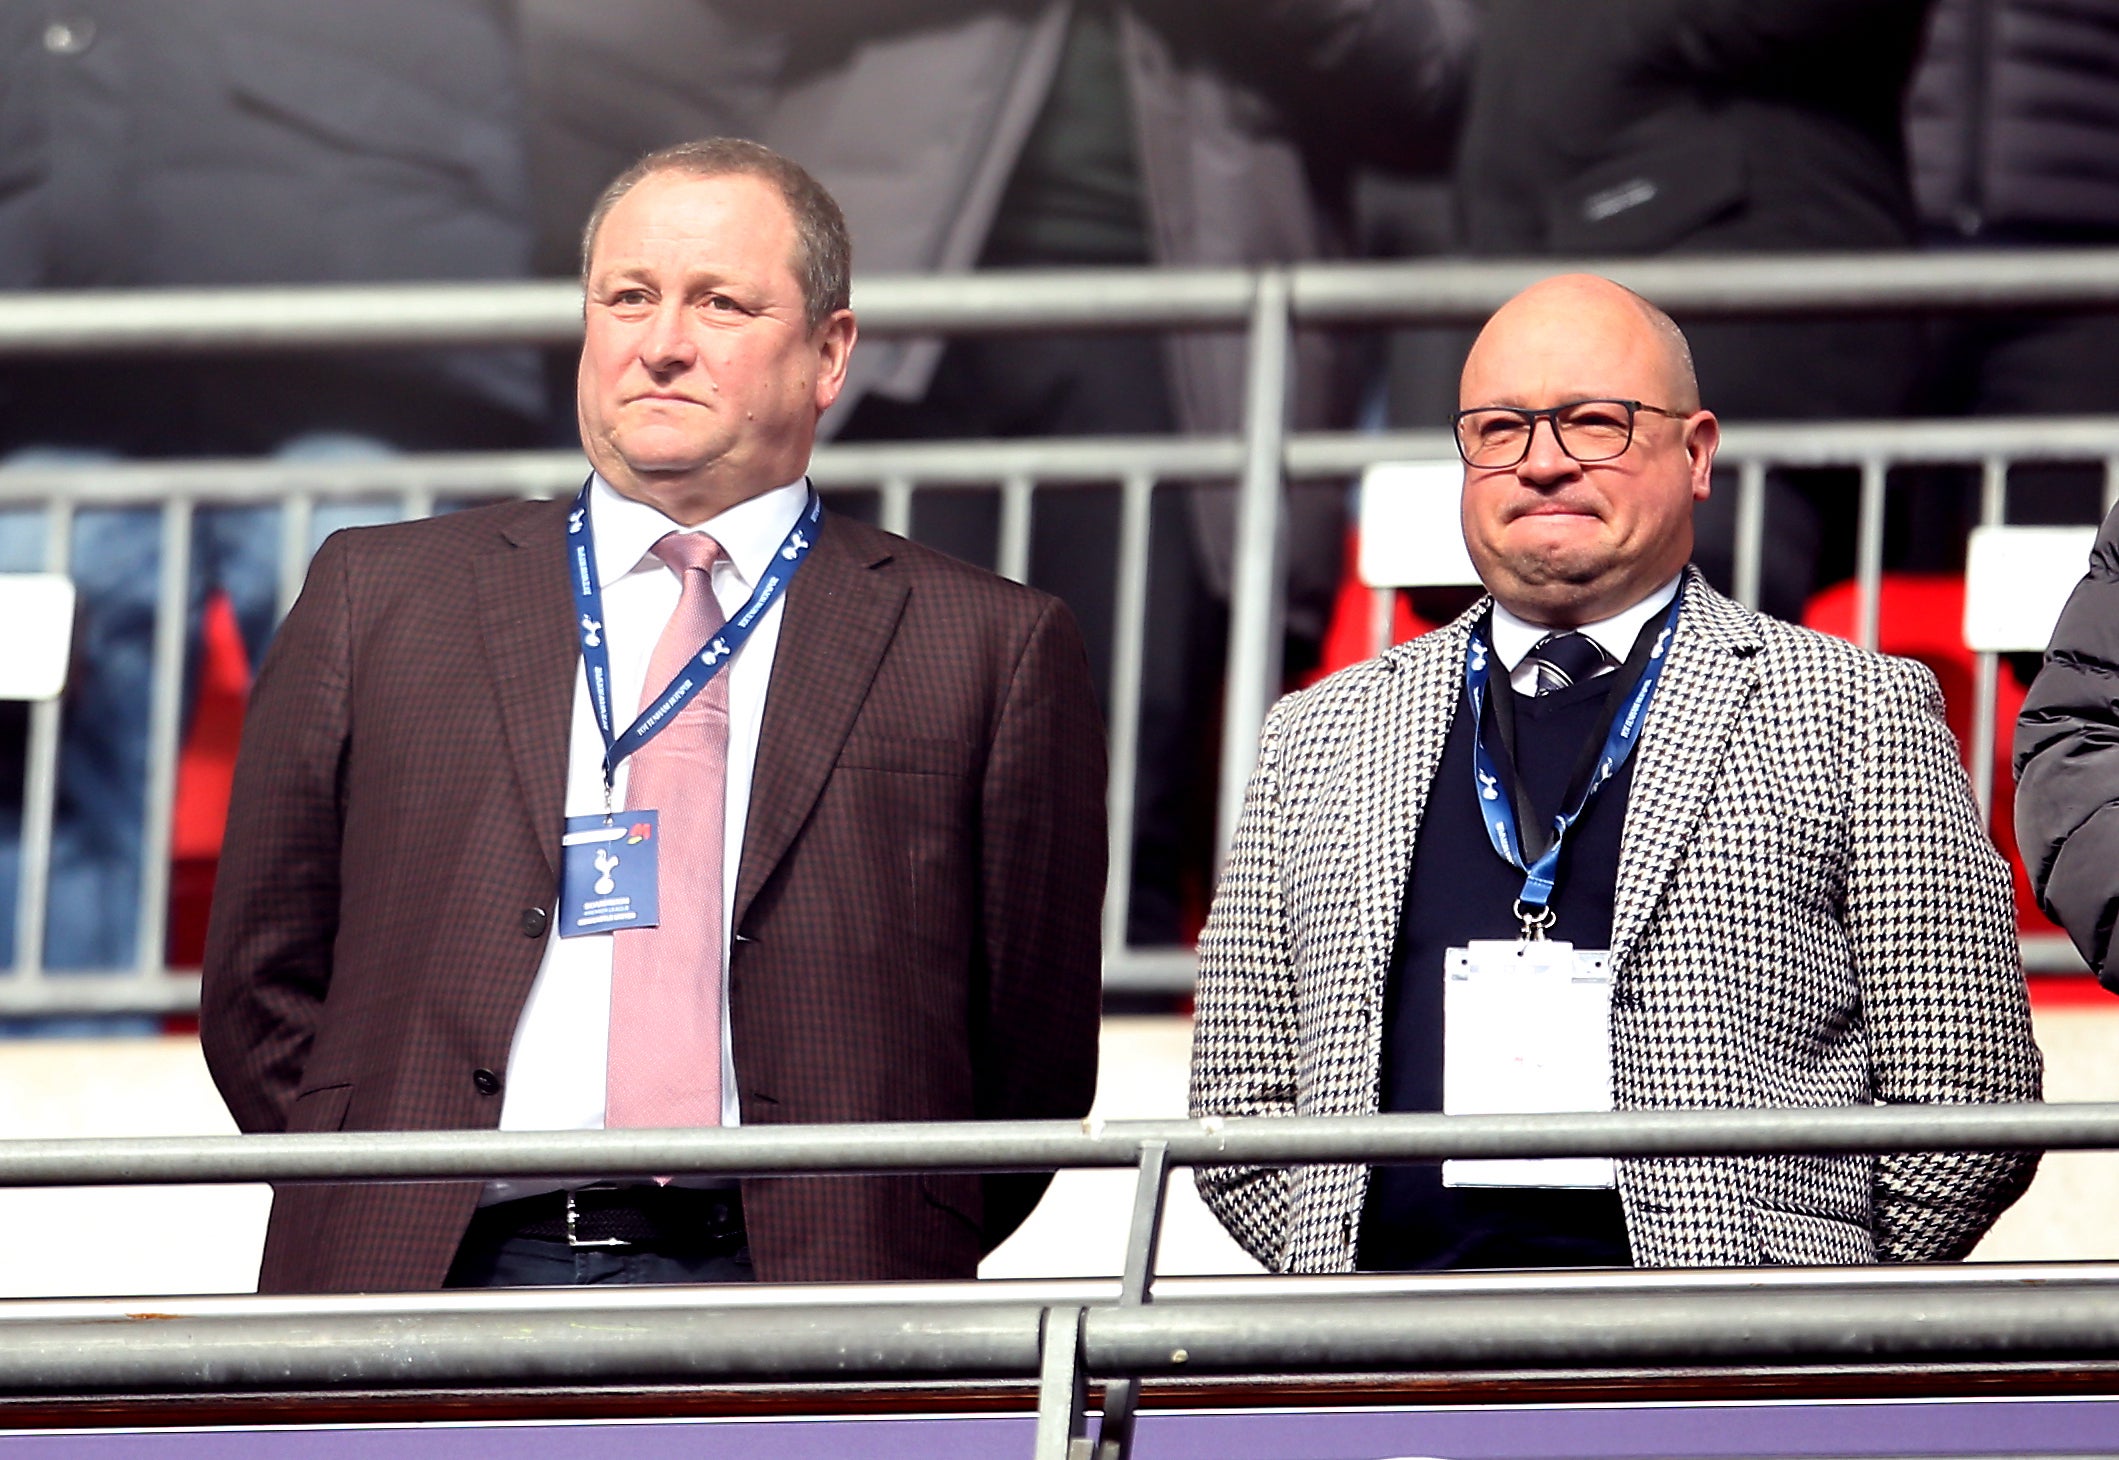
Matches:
[[1, 1396, 2116, 1459]]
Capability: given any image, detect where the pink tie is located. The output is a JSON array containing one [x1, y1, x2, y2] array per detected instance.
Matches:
[[606, 532, 728, 1133]]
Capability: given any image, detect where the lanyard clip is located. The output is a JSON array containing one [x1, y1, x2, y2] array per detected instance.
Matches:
[[1513, 898, 1555, 942]]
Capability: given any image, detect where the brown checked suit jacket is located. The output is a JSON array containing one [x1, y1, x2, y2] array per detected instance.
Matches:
[[201, 495, 1107, 1293]]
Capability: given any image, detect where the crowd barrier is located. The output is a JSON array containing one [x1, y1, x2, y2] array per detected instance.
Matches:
[[4, 249, 2119, 1011], [4, 1101, 2119, 1457]]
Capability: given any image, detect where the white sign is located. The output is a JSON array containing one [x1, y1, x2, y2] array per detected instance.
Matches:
[[1357, 460, 1478, 589], [0, 574, 74, 701], [1963, 525, 2099, 654]]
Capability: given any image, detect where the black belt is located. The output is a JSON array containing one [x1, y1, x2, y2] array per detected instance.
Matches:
[[469, 1185, 746, 1252]]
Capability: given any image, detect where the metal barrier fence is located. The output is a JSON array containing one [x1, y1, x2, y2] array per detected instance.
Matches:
[[4, 249, 2119, 1010], [4, 1102, 2119, 1459]]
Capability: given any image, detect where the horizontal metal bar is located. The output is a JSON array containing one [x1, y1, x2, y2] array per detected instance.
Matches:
[[0, 282, 586, 354], [1291, 248, 2119, 325], [6, 415, 2118, 512], [8, 249, 2119, 356], [0, 1103, 2107, 1188], [0, 451, 588, 505], [1100, 949, 1197, 995], [1081, 1280, 2119, 1375], [1298, 416, 2119, 477], [0, 1302, 1050, 1393], [13, 1272, 2119, 1393], [16, 1260, 2119, 1327]]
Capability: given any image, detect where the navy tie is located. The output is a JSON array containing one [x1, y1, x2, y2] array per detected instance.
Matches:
[[1525, 631, 1614, 696]]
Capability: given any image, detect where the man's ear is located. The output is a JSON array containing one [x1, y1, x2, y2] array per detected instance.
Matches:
[[1686, 410, 1720, 502], [812, 309, 857, 413]]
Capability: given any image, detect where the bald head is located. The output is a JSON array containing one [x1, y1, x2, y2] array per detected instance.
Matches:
[[1463, 274, 1699, 415], [1455, 273, 1719, 627]]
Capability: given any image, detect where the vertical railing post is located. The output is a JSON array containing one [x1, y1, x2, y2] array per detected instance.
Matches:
[[1854, 458, 1887, 653], [277, 492, 315, 619], [997, 473, 1035, 585], [1102, 472, 1156, 959], [1033, 1304, 1091, 1460], [1093, 1138, 1171, 1460], [879, 475, 915, 539], [1215, 269, 1293, 864], [14, 498, 74, 977], [1971, 456, 2008, 822], [135, 497, 195, 975], [1732, 460, 1766, 611]]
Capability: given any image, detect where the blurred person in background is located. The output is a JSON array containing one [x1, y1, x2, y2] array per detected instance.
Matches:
[[1904, 0, 2119, 557], [0, 1, 543, 973], [1453, 0, 1935, 623], [520, 0, 1476, 946]]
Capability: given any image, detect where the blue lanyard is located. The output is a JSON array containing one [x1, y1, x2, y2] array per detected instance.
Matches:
[[1464, 592, 1681, 935], [566, 477, 821, 803]]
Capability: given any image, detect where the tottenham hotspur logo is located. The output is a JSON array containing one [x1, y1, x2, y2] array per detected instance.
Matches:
[[701, 636, 732, 666], [568, 507, 585, 535], [782, 529, 808, 561], [579, 615, 602, 648]]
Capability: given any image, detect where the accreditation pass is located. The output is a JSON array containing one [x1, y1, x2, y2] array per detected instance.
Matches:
[[1443, 939, 1614, 1188]]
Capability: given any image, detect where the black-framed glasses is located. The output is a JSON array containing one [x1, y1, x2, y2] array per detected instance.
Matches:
[[1451, 398, 1688, 469]]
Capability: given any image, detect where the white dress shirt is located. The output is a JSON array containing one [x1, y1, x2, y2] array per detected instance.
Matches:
[[1488, 573, 1682, 695], [486, 474, 804, 1201]]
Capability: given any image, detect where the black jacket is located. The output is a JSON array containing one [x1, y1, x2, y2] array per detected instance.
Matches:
[[2015, 500, 2119, 982], [1458, 0, 1930, 258], [1907, 0, 2119, 241], [0, 0, 541, 451]]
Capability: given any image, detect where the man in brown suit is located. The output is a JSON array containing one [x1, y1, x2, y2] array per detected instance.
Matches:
[[201, 139, 1106, 1293]]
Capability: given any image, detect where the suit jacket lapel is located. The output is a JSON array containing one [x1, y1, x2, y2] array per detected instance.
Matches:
[[1348, 612, 1474, 979], [475, 500, 578, 879], [1609, 572, 1764, 973], [733, 513, 908, 930]]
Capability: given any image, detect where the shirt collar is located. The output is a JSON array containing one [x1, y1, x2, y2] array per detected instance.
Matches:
[[588, 474, 809, 593], [1488, 572, 1682, 671]]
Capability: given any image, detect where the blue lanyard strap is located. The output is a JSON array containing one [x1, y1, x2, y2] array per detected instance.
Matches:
[[567, 478, 821, 796], [1464, 591, 1682, 927]]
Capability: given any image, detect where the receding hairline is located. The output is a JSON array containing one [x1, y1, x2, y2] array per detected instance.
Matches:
[[577, 139, 851, 331]]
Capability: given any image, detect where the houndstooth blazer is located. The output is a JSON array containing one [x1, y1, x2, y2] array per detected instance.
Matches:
[[1191, 569, 2042, 1271]]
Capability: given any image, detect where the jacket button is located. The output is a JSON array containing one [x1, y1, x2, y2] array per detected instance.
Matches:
[[520, 907, 548, 938], [473, 1068, 502, 1097]]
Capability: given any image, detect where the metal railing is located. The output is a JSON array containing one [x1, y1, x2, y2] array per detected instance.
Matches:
[[4, 1102, 2119, 1457], [5, 249, 2119, 1009]]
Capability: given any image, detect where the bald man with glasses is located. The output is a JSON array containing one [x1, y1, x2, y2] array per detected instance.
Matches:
[[1191, 274, 2042, 1275]]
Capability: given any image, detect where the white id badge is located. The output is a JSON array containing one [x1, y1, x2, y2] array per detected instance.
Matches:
[[1443, 939, 1614, 1189]]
